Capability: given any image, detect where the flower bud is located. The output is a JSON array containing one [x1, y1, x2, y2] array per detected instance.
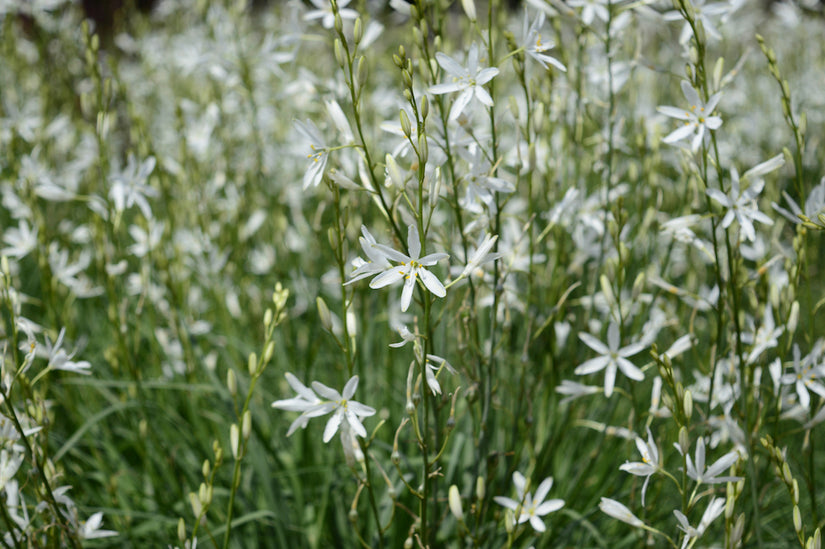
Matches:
[[461, 0, 476, 20], [356, 56, 368, 89], [448, 485, 464, 520], [788, 301, 799, 336], [794, 505, 802, 534], [353, 18, 362, 45], [242, 410, 252, 441], [334, 38, 345, 68], [263, 341, 275, 366], [230, 423, 240, 460], [247, 353, 257, 378], [683, 390, 693, 421], [189, 492, 202, 517], [400, 109, 412, 138], [418, 134, 428, 165], [348, 508, 358, 524], [317, 297, 333, 332], [177, 518, 186, 542], [202, 459, 210, 478], [227, 369, 237, 397], [476, 476, 485, 501]]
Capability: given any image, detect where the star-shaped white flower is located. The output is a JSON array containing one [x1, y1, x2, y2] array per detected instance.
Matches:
[[657, 80, 722, 153], [619, 428, 659, 505], [780, 344, 825, 410], [680, 437, 742, 485], [493, 472, 564, 533], [294, 119, 328, 189], [521, 10, 566, 72], [575, 322, 645, 397], [673, 497, 725, 549], [303, 0, 357, 29], [369, 225, 449, 312], [429, 42, 500, 121], [706, 168, 774, 242]]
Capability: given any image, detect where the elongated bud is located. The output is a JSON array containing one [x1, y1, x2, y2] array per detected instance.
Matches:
[[788, 301, 799, 336], [505, 509, 515, 533], [599, 275, 616, 312], [418, 134, 428, 164], [353, 18, 362, 45], [202, 459, 211, 478], [794, 505, 803, 535], [678, 426, 690, 454], [264, 307, 273, 327], [198, 482, 209, 505], [248, 352, 257, 377], [356, 56, 368, 89], [230, 423, 240, 460], [242, 410, 252, 441], [227, 369, 237, 397], [476, 476, 485, 501], [731, 513, 745, 546], [177, 518, 186, 542], [683, 390, 693, 421], [420, 95, 429, 121], [632, 272, 645, 302], [189, 492, 202, 517], [400, 109, 412, 138], [449, 485, 464, 520], [461, 0, 476, 20], [263, 341, 275, 365], [317, 297, 333, 332], [334, 38, 345, 68]]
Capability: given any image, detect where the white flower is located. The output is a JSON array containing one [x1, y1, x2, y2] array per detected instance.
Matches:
[[706, 168, 774, 242], [673, 497, 726, 549], [1, 219, 37, 259], [657, 80, 722, 153], [493, 472, 564, 533], [294, 119, 328, 189], [780, 344, 825, 410], [521, 10, 566, 71], [108, 154, 158, 219], [742, 304, 784, 364], [567, 0, 609, 26], [37, 327, 92, 375], [424, 354, 456, 395], [272, 373, 375, 443], [680, 437, 742, 485], [303, 0, 357, 28], [429, 42, 500, 121], [664, 0, 731, 45], [619, 428, 659, 505], [346, 226, 392, 284], [311, 376, 376, 442], [369, 225, 449, 312], [773, 176, 825, 230], [78, 512, 117, 539], [575, 322, 645, 397], [271, 372, 322, 436]]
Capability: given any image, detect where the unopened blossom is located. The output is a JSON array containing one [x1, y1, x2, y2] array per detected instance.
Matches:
[[494, 472, 564, 533], [369, 225, 449, 312], [575, 322, 646, 397], [521, 10, 566, 71], [599, 497, 645, 528], [780, 344, 825, 410], [657, 80, 722, 152], [673, 497, 726, 549], [429, 42, 500, 121], [619, 428, 659, 505]]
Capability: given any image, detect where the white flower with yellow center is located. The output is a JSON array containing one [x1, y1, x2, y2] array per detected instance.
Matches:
[[658, 80, 722, 153]]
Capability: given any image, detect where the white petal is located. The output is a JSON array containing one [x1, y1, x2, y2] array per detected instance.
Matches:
[[370, 268, 406, 289], [419, 269, 446, 297]]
